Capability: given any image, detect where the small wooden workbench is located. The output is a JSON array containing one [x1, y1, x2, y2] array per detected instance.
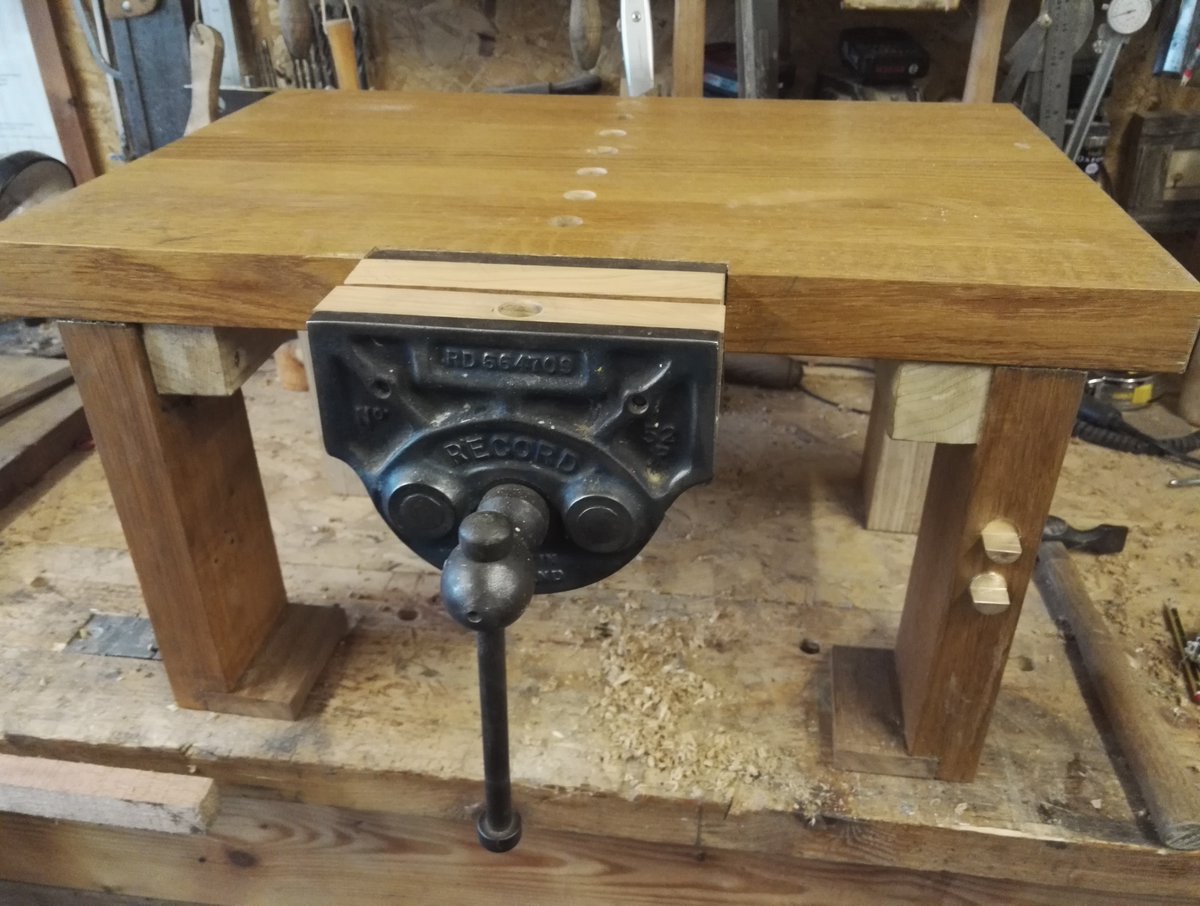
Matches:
[[0, 91, 1196, 900]]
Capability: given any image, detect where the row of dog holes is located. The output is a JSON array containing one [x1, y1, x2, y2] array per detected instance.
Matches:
[[550, 118, 632, 228]]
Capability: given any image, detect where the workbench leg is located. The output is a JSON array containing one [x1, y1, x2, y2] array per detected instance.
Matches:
[[60, 321, 346, 719], [894, 367, 1084, 780]]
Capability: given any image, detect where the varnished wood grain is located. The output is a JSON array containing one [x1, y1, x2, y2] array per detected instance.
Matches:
[[895, 367, 1085, 780], [58, 322, 287, 708], [0, 797, 1184, 906], [0, 92, 1196, 370]]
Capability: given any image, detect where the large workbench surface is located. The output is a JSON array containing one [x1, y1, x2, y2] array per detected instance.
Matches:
[[0, 367, 1196, 903], [0, 91, 1197, 371]]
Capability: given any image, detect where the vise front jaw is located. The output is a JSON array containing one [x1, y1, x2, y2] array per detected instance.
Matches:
[[307, 276, 724, 850]]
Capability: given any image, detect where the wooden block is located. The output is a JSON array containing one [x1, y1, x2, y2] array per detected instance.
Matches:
[[0, 354, 72, 419], [830, 646, 939, 779], [206, 603, 348, 720], [884, 361, 993, 444], [0, 385, 88, 509], [962, 0, 1012, 103], [0, 753, 216, 835], [345, 257, 726, 303], [315, 285, 726, 335], [672, 0, 708, 98], [60, 322, 288, 709], [143, 325, 289, 396], [894, 367, 1084, 781], [861, 370, 933, 534]]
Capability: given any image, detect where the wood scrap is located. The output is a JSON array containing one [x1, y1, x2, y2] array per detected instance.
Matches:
[[0, 752, 217, 834]]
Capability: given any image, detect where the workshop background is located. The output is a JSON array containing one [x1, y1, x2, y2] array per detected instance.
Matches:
[[3, 0, 1200, 903]]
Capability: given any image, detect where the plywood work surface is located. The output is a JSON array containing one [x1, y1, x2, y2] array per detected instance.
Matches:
[[0, 365, 1198, 898], [0, 91, 1196, 371]]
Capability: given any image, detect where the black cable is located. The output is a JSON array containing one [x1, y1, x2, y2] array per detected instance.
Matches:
[[1074, 395, 1200, 469], [799, 386, 870, 416]]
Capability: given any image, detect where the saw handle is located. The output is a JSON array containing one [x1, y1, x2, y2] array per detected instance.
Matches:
[[325, 17, 360, 90]]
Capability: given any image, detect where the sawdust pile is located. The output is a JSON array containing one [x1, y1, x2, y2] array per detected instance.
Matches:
[[580, 593, 847, 818]]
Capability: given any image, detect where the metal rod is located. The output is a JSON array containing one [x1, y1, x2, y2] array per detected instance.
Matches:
[[475, 627, 521, 851], [1063, 33, 1123, 161]]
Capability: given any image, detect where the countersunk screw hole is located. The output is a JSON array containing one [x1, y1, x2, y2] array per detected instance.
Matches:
[[564, 189, 596, 201], [370, 379, 392, 398], [577, 166, 607, 176], [466, 610, 482, 624], [627, 394, 649, 415], [616, 112, 633, 121], [598, 128, 627, 137], [498, 300, 543, 318], [587, 146, 619, 156], [549, 215, 584, 228]]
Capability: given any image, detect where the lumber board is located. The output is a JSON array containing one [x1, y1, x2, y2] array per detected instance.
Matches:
[[0, 797, 1181, 906], [313, 285, 726, 333], [861, 371, 932, 533], [0, 92, 1195, 371], [895, 368, 1085, 780], [672, 0, 708, 97], [0, 354, 72, 418], [142, 325, 288, 396], [0, 753, 216, 835], [0, 384, 87, 508], [346, 257, 726, 301]]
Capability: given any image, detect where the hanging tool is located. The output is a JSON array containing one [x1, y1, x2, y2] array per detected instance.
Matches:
[[1042, 516, 1128, 554], [1036, 543, 1200, 850], [998, 0, 1093, 112], [279, 0, 314, 60], [1063, 0, 1153, 160], [322, 1, 360, 90], [570, 0, 603, 71], [184, 23, 223, 135], [620, 0, 655, 96]]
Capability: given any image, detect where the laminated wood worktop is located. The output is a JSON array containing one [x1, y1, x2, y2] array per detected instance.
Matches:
[[0, 90, 1196, 371]]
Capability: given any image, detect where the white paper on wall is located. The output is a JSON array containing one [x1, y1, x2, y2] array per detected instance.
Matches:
[[0, 5, 65, 161]]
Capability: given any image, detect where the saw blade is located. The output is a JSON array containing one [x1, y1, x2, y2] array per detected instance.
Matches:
[[620, 0, 655, 96]]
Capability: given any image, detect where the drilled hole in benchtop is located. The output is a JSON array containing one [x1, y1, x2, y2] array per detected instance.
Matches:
[[597, 128, 627, 137], [564, 189, 596, 201], [587, 146, 619, 156], [498, 300, 543, 318], [577, 166, 607, 176], [549, 215, 584, 228], [616, 112, 633, 121]]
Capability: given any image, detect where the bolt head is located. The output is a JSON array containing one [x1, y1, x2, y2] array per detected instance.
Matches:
[[565, 495, 635, 554], [388, 484, 455, 540]]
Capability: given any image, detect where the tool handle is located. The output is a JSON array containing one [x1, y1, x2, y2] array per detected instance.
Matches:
[[184, 23, 224, 136], [324, 18, 360, 91], [1036, 542, 1200, 850], [569, 0, 603, 70], [963, 0, 1012, 103]]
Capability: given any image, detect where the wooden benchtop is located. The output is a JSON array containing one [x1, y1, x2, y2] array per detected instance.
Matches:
[[0, 90, 1196, 371]]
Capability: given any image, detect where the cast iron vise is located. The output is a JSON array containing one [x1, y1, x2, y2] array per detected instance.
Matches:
[[309, 273, 722, 851]]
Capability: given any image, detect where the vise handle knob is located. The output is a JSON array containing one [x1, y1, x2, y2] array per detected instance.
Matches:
[[440, 484, 548, 852]]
